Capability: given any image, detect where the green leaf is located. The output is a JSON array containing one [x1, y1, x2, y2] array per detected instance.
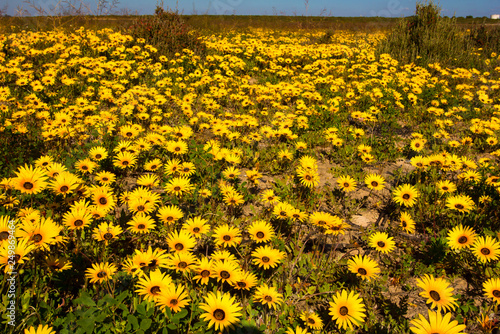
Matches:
[[140, 319, 152, 330], [77, 318, 95, 334], [116, 290, 129, 303], [76, 292, 96, 307], [137, 303, 147, 316], [171, 312, 180, 324], [167, 323, 178, 330], [128, 314, 139, 330], [121, 305, 129, 317], [101, 294, 117, 306], [146, 304, 155, 317], [176, 308, 188, 319], [119, 303, 129, 314], [95, 312, 108, 322]]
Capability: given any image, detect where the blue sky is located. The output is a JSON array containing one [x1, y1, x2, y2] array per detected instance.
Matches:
[[3, 0, 500, 17]]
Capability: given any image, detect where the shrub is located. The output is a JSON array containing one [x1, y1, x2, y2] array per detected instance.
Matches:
[[467, 24, 500, 55], [128, 6, 205, 57], [376, 1, 478, 68]]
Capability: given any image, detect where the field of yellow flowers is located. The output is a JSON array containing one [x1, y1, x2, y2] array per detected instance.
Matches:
[[0, 24, 499, 334]]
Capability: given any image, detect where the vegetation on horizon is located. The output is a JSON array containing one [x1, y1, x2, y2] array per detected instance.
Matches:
[[377, 1, 500, 69]]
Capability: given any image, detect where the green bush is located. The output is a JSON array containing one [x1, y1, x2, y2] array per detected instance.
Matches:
[[376, 1, 478, 68], [467, 24, 500, 55], [128, 6, 205, 57]]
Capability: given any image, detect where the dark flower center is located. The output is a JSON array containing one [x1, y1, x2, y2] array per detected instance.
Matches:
[[377, 241, 385, 248], [178, 261, 187, 269], [455, 204, 464, 210], [429, 290, 440, 301], [458, 236, 468, 244], [223, 235, 231, 241], [122, 161, 129, 166], [371, 181, 378, 187], [213, 309, 225, 320], [264, 296, 273, 302], [151, 165, 157, 170], [137, 205, 145, 211], [200, 270, 210, 278], [97, 271, 107, 278], [126, 132, 132, 137], [174, 243, 184, 251], [256, 231, 265, 239], [0, 231, 10, 240], [262, 256, 270, 263], [60, 186, 69, 192], [481, 248, 491, 255], [492, 290, 500, 298], [307, 318, 316, 324], [358, 268, 367, 276], [442, 186, 448, 191], [23, 182, 34, 190], [402, 221, 407, 227], [402, 194, 410, 200], [237, 281, 247, 288], [343, 183, 350, 188], [150, 286, 161, 295], [32, 234, 43, 243], [148, 259, 158, 268], [170, 299, 178, 305], [99, 197, 107, 205], [95, 154, 102, 159], [193, 227, 200, 233], [174, 186, 181, 192], [339, 306, 348, 316], [137, 224, 146, 229], [220, 270, 230, 279], [74, 219, 84, 227], [103, 232, 113, 240]]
